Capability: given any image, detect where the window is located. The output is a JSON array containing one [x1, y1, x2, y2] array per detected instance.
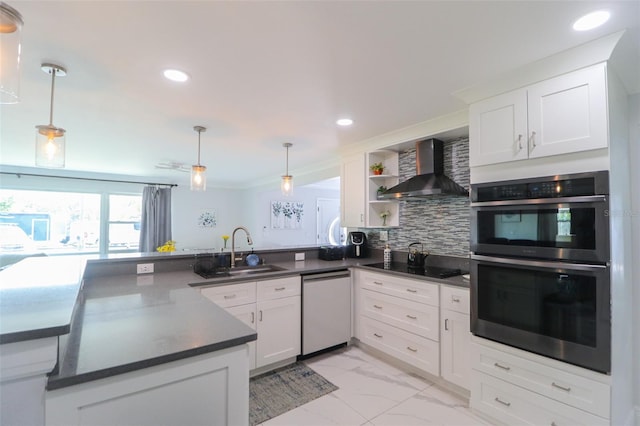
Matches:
[[0, 189, 141, 256]]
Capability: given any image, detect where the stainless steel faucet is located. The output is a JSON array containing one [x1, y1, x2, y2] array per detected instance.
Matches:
[[231, 226, 253, 268]]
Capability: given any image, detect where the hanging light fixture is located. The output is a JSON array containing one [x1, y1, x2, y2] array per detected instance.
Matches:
[[0, 2, 23, 104], [35, 63, 67, 168], [281, 142, 293, 196], [191, 126, 207, 191]]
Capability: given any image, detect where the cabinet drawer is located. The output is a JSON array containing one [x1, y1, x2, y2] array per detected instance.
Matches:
[[200, 282, 256, 308], [472, 341, 610, 418], [360, 271, 439, 306], [257, 276, 300, 301], [471, 371, 608, 426], [361, 289, 438, 341], [440, 285, 469, 315], [360, 316, 439, 376]]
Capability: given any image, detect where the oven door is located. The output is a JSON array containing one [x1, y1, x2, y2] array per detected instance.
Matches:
[[471, 195, 609, 262], [470, 254, 610, 373]]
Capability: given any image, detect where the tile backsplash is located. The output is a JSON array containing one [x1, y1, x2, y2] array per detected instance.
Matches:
[[364, 138, 470, 258]]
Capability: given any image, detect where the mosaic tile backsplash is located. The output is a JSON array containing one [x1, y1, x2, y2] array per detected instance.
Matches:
[[362, 138, 470, 258]]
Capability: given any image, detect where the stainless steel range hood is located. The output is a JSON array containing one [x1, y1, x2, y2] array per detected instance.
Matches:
[[378, 138, 468, 199]]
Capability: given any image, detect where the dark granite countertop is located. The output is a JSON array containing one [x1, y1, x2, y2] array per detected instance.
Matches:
[[0, 256, 85, 344]]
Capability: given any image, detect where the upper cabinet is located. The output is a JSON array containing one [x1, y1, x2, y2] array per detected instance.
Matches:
[[470, 63, 608, 167], [341, 154, 366, 228]]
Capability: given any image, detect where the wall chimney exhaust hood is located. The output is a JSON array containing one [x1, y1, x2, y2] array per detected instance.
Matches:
[[378, 138, 468, 199]]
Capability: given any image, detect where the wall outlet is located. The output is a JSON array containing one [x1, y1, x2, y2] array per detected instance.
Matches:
[[136, 263, 154, 274], [295, 252, 305, 261], [380, 230, 389, 241]]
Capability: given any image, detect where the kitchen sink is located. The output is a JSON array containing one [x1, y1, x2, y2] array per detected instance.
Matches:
[[227, 265, 287, 276], [194, 264, 287, 280]]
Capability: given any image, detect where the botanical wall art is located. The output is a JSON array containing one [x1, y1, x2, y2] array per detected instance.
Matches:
[[271, 201, 304, 229], [197, 209, 217, 228]]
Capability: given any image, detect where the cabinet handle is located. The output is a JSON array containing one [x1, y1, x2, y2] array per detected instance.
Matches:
[[259, 310, 263, 322], [494, 397, 511, 407], [406, 346, 418, 352], [251, 312, 255, 324], [373, 281, 383, 285], [224, 294, 237, 299], [406, 314, 417, 320], [274, 287, 286, 291], [373, 304, 383, 309], [406, 288, 417, 293], [529, 131, 537, 151], [451, 296, 461, 303], [516, 134, 523, 150], [551, 382, 571, 392], [445, 318, 449, 331], [494, 362, 511, 371], [373, 333, 383, 338]]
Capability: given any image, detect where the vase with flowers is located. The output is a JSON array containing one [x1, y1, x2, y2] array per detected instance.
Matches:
[[380, 210, 391, 226], [157, 240, 176, 252], [222, 235, 229, 250]]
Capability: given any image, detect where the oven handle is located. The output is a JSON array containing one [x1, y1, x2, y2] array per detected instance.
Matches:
[[471, 195, 607, 207], [470, 254, 608, 271]]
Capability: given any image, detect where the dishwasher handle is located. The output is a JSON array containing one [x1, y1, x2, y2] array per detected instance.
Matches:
[[302, 270, 350, 282]]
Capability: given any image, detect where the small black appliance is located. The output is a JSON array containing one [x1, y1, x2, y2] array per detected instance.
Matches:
[[319, 246, 345, 261], [346, 231, 368, 258]]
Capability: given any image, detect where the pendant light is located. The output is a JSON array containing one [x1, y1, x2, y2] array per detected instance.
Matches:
[[0, 2, 23, 104], [281, 142, 293, 196], [35, 63, 67, 168], [191, 126, 207, 191]]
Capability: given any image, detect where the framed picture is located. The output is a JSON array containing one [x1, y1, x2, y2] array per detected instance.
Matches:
[[271, 201, 304, 229], [501, 212, 521, 223], [197, 209, 217, 228]]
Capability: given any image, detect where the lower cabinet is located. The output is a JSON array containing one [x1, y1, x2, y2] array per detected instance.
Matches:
[[440, 285, 471, 390], [470, 337, 611, 425], [200, 276, 301, 372], [46, 345, 250, 426]]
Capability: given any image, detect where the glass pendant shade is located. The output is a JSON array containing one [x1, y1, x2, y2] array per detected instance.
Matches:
[[0, 2, 23, 104], [190, 126, 207, 191], [35, 63, 67, 168], [281, 174, 293, 196], [35, 124, 65, 168], [191, 165, 207, 191], [281, 142, 293, 196]]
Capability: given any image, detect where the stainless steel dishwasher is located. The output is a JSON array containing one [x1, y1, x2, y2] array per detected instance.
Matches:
[[301, 270, 351, 356]]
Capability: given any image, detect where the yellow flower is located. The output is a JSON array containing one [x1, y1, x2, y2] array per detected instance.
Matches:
[[157, 240, 176, 252], [222, 235, 230, 242]]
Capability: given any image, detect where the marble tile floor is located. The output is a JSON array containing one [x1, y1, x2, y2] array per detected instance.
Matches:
[[260, 345, 493, 426]]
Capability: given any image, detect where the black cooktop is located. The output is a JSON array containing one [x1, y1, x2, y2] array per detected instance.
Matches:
[[365, 262, 465, 279]]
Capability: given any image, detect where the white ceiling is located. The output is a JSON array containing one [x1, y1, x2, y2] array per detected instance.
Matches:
[[1, 1, 638, 188]]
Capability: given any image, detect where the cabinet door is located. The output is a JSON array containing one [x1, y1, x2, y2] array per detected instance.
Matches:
[[226, 304, 257, 370], [469, 88, 528, 166], [341, 154, 366, 227], [441, 309, 471, 390], [256, 296, 301, 368], [527, 63, 607, 159]]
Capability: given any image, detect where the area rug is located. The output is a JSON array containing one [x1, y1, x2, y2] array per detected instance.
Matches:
[[249, 362, 338, 425]]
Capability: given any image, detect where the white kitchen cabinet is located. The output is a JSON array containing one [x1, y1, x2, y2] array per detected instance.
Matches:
[[470, 337, 611, 425], [470, 62, 608, 167], [341, 153, 366, 227], [200, 276, 301, 372], [440, 286, 471, 390], [357, 270, 440, 377], [46, 345, 250, 426]]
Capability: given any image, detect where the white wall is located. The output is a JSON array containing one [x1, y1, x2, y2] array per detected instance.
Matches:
[[239, 185, 340, 248]]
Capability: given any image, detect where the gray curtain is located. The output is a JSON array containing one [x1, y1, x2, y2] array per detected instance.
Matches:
[[139, 186, 172, 252]]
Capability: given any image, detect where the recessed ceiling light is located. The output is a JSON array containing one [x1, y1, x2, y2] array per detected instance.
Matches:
[[336, 118, 353, 126], [163, 69, 189, 82], [573, 10, 610, 31]]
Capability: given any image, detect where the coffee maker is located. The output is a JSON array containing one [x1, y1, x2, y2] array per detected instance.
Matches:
[[346, 231, 368, 258]]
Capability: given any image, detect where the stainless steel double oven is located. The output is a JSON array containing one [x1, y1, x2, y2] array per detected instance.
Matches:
[[470, 171, 611, 373]]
